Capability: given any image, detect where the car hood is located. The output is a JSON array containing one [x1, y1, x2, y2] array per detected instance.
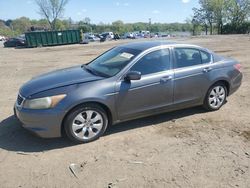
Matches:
[[20, 66, 103, 97]]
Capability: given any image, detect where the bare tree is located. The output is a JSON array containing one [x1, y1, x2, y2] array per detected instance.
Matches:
[[35, 0, 69, 30]]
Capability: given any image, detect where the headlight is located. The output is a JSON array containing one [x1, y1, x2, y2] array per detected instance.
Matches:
[[23, 94, 66, 109]]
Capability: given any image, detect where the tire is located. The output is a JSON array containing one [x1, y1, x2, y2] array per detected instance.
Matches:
[[64, 104, 108, 143], [203, 82, 227, 111]]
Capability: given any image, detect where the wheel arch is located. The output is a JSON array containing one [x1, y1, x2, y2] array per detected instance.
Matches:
[[203, 79, 230, 111], [61, 101, 113, 137], [210, 80, 230, 96]]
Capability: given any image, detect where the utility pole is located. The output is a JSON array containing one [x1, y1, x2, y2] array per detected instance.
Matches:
[[149, 18, 152, 32], [11, 24, 14, 36]]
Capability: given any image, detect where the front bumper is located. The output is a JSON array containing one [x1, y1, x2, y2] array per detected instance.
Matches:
[[14, 104, 65, 138]]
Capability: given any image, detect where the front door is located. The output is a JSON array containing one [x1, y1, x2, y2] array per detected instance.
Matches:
[[115, 48, 174, 121]]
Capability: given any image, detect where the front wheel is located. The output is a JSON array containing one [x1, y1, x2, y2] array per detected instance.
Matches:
[[64, 104, 108, 143], [203, 83, 227, 111]]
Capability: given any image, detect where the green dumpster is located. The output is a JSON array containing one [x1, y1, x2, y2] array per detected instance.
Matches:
[[25, 30, 81, 48]]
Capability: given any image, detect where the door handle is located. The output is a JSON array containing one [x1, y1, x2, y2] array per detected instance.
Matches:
[[203, 67, 213, 73], [160, 76, 172, 83]]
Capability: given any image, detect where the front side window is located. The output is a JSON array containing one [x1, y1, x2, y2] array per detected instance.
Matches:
[[174, 48, 202, 68], [87, 47, 141, 77], [130, 49, 170, 75]]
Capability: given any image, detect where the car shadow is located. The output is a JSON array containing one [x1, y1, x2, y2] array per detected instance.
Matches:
[[105, 107, 206, 136], [15, 46, 28, 49], [0, 116, 75, 153], [0, 107, 206, 153]]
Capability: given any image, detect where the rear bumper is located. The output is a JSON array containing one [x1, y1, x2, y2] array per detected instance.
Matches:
[[229, 72, 243, 96], [14, 104, 64, 138]]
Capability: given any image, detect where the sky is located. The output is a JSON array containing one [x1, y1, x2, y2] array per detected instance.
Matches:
[[0, 0, 199, 24]]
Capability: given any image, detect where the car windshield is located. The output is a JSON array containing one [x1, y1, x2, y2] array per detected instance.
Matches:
[[86, 47, 141, 77]]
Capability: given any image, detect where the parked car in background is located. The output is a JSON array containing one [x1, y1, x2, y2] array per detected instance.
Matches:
[[150, 33, 159, 38], [18, 34, 26, 40], [4, 37, 26, 47], [84, 33, 100, 42], [100, 32, 114, 40], [99, 36, 107, 42], [80, 34, 90, 45], [14, 41, 242, 143], [123, 32, 136, 39], [0, 35, 6, 41], [138, 30, 150, 38], [81, 33, 101, 44], [88, 35, 100, 42], [114, 33, 120, 40]]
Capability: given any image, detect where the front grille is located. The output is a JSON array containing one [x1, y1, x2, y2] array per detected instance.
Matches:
[[17, 94, 24, 106]]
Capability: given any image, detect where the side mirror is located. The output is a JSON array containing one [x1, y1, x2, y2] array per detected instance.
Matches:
[[124, 71, 141, 81]]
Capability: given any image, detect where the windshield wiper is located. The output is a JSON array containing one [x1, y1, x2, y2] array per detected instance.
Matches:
[[82, 65, 97, 75], [81, 65, 110, 78]]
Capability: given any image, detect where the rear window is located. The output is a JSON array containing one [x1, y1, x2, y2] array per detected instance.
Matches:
[[200, 51, 211, 64], [212, 53, 222, 62]]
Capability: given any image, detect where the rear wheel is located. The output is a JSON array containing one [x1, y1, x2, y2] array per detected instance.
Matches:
[[64, 104, 108, 143], [203, 83, 227, 111]]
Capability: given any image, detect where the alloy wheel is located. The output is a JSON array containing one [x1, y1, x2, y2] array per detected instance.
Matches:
[[208, 86, 226, 109], [72, 110, 104, 140]]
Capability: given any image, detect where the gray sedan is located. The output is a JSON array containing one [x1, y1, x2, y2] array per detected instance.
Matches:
[[14, 41, 242, 143]]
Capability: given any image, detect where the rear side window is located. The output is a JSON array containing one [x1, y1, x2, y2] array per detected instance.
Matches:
[[130, 49, 170, 75], [213, 53, 222, 62], [174, 48, 202, 68], [200, 50, 211, 64]]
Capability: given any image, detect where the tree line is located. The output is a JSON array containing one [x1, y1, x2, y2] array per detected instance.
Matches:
[[191, 0, 250, 35], [0, 17, 192, 37], [1, 0, 250, 37]]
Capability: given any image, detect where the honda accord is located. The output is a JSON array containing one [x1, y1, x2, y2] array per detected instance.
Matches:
[[14, 41, 243, 143]]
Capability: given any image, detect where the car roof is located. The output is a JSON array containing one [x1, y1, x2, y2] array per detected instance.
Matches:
[[119, 41, 203, 51]]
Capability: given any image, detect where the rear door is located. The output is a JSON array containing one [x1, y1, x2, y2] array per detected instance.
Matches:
[[173, 48, 213, 105]]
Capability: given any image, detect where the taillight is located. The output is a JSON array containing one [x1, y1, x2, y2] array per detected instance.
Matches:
[[234, 64, 242, 72]]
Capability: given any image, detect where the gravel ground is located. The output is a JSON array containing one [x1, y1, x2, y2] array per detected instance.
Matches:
[[0, 35, 249, 188]]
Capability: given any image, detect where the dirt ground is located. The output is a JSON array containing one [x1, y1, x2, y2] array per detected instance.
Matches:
[[0, 35, 249, 188]]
